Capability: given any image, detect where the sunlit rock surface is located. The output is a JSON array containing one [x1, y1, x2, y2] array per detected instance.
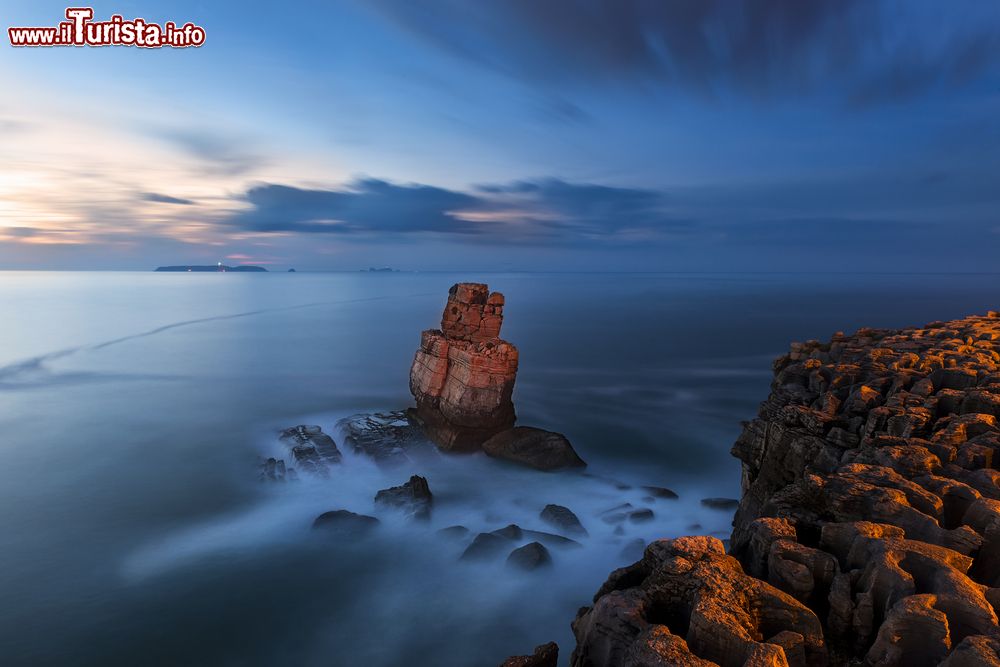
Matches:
[[409, 283, 518, 450], [569, 313, 1000, 667]]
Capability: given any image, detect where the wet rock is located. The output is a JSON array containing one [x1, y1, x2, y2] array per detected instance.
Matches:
[[279, 425, 342, 475], [482, 427, 586, 471], [491, 523, 580, 549], [337, 411, 433, 467], [700, 497, 739, 510], [258, 457, 295, 482], [311, 510, 379, 535], [642, 485, 679, 499], [628, 508, 654, 523], [499, 642, 558, 667], [506, 542, 552, 571], [540, 504, 588, 537], [461, 532, 509, 561], [374, 475, 433, 521], [409, 283, 518, 450]]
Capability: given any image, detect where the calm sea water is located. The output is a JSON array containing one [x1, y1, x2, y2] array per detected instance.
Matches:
[[1, 271, 997, 666]]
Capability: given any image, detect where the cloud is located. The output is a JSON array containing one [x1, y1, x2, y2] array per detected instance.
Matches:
[[147, 128, 264, 176], [141, 192, 195, 205], [222, 177, 689, 242], [368, 0, 1000, 105], [226, 179, 483, 235]]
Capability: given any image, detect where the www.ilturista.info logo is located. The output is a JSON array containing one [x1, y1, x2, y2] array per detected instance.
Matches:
[[8, 7, 205, 48]]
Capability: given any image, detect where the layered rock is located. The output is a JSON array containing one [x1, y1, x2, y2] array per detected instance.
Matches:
[[410, 283, 518, 450], [570, 313, 1000, 666]]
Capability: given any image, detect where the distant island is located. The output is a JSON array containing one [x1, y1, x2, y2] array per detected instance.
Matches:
[[154, 265, 268, 272], [363, 267, 398, 272]]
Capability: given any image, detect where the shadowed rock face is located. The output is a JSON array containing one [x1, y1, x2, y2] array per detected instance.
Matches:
[[569, 313, 1000, 667], [409, 283, 518, 450]]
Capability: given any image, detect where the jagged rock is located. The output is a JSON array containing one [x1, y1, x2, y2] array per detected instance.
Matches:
[[506, 542, 552, 571], [258, 457, 296, 482], [311, 510, 380, 535], [499, 642, 559, 667], [571, 536, 826, 667], [279, 425, 342, 475], [374, 475, 433, 520], [540, 504, 588, 537], [409, 283, 518, 450], [482, 427, 586, 471], [565, 313, 1000, 666], [336, 411, 433, 467]]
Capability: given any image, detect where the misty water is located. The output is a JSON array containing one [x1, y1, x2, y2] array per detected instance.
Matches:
[[2, 271, 999, 666]]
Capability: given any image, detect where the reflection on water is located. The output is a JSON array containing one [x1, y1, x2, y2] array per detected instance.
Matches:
[[0, 271, 997, 666]]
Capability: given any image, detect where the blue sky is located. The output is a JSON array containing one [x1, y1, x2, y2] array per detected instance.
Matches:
[[1, 0, 998, 270]]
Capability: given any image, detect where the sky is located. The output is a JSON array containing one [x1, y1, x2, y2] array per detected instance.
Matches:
[[1, 0, 998, 271]]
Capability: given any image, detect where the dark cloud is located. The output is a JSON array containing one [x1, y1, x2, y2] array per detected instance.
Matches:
[[141, 192, 195, 205], [226, 178, 483, 235], [223, 177, 688, 242], [369, 0, 1000, 105]]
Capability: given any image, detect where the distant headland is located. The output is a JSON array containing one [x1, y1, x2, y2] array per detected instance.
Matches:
[[154, 265, 268, 272]]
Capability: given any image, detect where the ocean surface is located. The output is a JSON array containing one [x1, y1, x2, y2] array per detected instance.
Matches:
[[1, 271, 998, 667]]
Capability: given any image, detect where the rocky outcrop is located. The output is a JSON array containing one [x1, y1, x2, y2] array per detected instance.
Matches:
[[374, 475, 433, 521], [409, 283, 518, 450], [499, 642, 559, 667], [570, 313, 1000, 666], [482, 427, 587, 470], [279, 425, 342, 475]]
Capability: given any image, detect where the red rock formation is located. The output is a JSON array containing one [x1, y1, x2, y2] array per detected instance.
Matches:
[[570, 313, 1000, 666], [409, 283, 518, 450]]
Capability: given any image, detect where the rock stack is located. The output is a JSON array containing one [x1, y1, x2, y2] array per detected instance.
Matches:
[[570, 313, 1000, 667], [409, 283, 519, 450]]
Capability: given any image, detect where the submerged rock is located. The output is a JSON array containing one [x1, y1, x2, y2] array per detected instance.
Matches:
[[499, 642, 558, 667], [409, 283, 518, 450], [700, 497, 738, 510], [642, 485, 679, 499], [540, 504, 588, 537], [374, 474, 433, 521], [311, 510, 380, 535], [506, 542, 552, 571], [437, 525, 470, 540], [482, 427, 586, 471], [279, 425, 342, 475]]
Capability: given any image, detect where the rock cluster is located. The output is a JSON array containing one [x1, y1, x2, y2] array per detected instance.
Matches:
[[570, 313, 1000, 667], [409, 283, 519, 450]]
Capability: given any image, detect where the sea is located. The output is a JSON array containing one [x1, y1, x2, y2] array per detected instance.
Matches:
[[1, 271, 997, 666]]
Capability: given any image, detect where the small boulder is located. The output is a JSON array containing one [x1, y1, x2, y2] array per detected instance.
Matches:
[[628, 508, 655, 523], [374, 475, 433, 520], [642, 485, 679, 499], [461, 532, 510, 561], [540, 504, 588, 537], [311, 510, 380, 535], [506, 542, 552, 571], [499, 642, 558, 667], [482, 427, 586, 471]]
